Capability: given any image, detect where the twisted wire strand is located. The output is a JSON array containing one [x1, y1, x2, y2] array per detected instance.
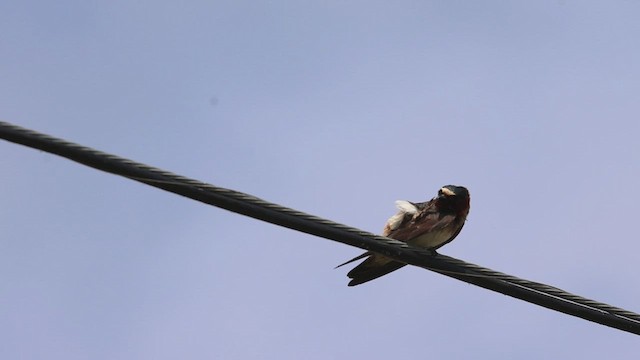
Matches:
[[2, 120, 639, 334], [437, 255, 640, 322]]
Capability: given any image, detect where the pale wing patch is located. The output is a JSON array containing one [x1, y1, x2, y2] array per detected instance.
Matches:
[[384, 200, 417, 233], [385, 213, 404, 233], [395, 200, 417, 214]]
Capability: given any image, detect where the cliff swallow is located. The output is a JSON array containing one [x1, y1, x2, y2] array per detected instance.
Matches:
[[337, 185, 470, 286]]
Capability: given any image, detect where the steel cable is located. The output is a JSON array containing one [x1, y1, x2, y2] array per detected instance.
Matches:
[[1, 120, 638, 335]]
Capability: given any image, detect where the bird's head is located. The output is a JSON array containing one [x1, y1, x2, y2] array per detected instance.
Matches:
[[436, 185, 470, 216]]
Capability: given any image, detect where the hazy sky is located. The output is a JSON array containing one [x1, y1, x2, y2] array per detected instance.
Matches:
[[2, 1, 639, 359]]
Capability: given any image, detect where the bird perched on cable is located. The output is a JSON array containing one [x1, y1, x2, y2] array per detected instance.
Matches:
[[337, 185, 470, 286]]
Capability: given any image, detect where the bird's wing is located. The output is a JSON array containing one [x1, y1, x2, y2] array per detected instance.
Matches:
[[336, 200, 417, 271], [384, 200, 457, 242], [386, 210, 458, 243], [382, 200, 419, 236], [339, 200, 427, 285]]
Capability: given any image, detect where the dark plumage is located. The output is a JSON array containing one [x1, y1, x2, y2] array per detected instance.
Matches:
[[337, 185, 470, 286]]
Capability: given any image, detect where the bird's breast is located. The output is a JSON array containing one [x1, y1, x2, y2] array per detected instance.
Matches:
[[408, 228, 456, 249]]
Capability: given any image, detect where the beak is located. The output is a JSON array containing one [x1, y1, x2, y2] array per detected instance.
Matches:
[[440, 187, 455, 197]]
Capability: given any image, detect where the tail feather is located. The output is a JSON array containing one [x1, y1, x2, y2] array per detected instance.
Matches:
[[344, 255, 407, 286], [335, 252, 370, 269]]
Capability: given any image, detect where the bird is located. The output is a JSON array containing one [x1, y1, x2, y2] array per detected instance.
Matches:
[[337, 185, 470, 286]]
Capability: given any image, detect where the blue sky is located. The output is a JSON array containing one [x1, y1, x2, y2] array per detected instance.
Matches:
[[2, 1, 639, 359]]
